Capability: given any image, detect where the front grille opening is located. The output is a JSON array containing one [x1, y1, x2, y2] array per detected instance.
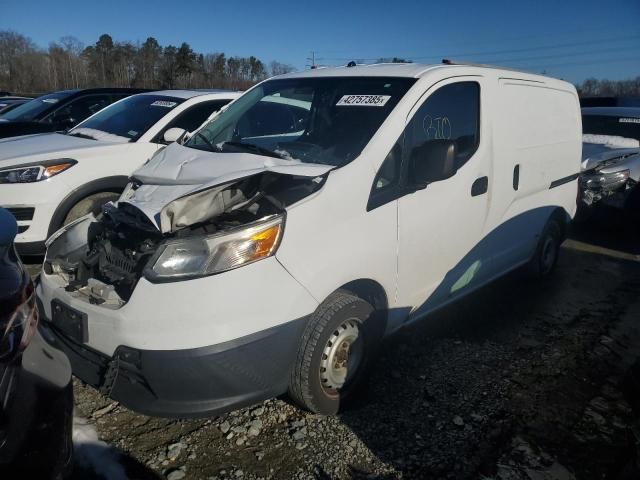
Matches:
[[7, 207, 35, 222]]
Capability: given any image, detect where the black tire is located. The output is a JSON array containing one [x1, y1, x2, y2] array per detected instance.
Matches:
[[526, 218, 562, 279], [63, 192, 120, 225], [289, 290, 378, 415]]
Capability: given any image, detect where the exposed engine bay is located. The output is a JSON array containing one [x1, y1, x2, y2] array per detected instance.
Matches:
[[44, 172, 326, 306]]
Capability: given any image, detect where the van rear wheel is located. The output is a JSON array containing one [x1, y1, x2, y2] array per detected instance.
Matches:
[[289, 291, 377, 415], [526, 218, 562, 279]]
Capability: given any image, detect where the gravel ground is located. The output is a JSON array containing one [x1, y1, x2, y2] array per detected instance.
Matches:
[[28, 216, 640, 480]]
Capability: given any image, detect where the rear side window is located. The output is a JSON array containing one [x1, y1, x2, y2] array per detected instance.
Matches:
[[406, 82, 480, 174], [45, 94, 113, 126]]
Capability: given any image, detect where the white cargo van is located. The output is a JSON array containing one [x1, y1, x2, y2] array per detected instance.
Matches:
[[37, 62, 581, 417]]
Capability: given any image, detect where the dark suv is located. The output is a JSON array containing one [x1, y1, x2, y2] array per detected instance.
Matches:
[[0, 208, 73, 478], [0, 88, 150, 139]]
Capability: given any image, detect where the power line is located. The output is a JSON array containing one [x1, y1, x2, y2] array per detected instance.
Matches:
[[318, 34, 640, 63], [516, 55, 640, 72], [468, 46, 639, 66]]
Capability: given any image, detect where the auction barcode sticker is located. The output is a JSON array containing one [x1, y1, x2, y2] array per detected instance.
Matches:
[[151, 100, 178, 108], [336, 95, 391, 107]]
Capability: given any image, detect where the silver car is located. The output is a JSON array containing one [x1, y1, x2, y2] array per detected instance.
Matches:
[[580, 107, 640, 214]]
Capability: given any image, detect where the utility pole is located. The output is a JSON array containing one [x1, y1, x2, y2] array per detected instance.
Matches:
[[306, 51, 323, 69]]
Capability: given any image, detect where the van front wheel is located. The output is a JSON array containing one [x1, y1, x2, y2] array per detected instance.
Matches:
[[289, 291, 377, 415]]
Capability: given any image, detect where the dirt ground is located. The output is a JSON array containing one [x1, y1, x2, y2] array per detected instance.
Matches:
[[29, 213, 640, 480]]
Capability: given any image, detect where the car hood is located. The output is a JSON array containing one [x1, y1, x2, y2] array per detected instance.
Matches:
[[581, 142, 640, 171], [0, 132, 129, 166], [123, 142, 334, 233]]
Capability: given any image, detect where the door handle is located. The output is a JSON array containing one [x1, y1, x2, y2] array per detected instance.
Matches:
[[471, 176, 488, 197], [513, 164, 520, 191]]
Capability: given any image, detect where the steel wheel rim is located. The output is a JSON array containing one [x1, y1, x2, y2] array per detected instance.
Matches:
[[320, 318, 363, 393]]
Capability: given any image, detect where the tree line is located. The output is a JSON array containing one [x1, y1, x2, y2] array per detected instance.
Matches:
[[0, 31, 296, 95], [577, 77, 640, 98]]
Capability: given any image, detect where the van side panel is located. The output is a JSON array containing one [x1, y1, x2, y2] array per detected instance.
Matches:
[[486, 79, 581, 274]]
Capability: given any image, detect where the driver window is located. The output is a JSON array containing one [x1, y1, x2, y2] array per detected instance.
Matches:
[[406, 82, 480, 180]]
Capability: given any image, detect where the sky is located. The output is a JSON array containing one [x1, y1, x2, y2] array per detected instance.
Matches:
[[1, 0, 638, 84]]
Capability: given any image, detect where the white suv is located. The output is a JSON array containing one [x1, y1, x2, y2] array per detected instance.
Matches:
[[0, 90, 239, 255], [38, 63, 581, 417]]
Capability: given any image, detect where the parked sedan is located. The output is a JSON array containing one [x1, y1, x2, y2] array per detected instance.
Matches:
[[0, 207, 73, 478], [0, 97, 31, 115], [0, 89, 239, 256], [580, 107, 640, 217], [0, 88, 148, 139]]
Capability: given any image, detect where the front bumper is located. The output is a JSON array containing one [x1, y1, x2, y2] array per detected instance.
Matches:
[[39, 313, 307, 418], [0, 182, 63, 253], [36, 255, 319, 417]]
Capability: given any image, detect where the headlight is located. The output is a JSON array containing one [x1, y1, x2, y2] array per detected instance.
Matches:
[[0, 159, 76, 184], [583, 169, 629, 192], [145, 215, 284, 281]]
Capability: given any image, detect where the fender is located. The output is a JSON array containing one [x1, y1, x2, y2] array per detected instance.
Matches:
[[47, 176, 130, 237]]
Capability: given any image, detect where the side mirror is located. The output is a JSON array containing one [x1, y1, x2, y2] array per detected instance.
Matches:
[[409, 139, 457, 188], [0, 208, 17, 247], [163, 127, 187, 144]]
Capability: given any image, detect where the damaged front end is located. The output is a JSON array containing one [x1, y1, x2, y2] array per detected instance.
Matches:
[[580, 168, 633, 208], [44, 171, 326, 306], [580, 145, 640, 209]]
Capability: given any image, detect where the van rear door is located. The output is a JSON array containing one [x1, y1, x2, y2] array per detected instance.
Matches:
[[395, 78, 492, 317]]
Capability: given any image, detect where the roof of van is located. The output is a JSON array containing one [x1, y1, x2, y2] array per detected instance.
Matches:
[[275, 62, 565, 84], [139, 89, 239, 99]]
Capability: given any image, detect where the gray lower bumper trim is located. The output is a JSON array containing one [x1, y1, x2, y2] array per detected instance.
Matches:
[[39, 316, 309, 418]]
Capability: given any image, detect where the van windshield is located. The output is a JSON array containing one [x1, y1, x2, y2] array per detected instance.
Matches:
[[186, 76, 416, 167]]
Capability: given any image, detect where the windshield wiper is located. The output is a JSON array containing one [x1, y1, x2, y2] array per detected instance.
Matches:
[[67, 131, 96, 140], [221, 141, 287, 160]]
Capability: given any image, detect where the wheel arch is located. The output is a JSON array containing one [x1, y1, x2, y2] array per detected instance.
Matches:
[[47, 175, 130, 237], [549, 206, 571, 240], [331, 278, 389, 337]]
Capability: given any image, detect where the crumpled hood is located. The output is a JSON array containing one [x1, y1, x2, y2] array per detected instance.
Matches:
[[132, 142, 333, 185], [123, 142, 333, 233], [0, 132, 127, 166], [581, 142, 640, 171]]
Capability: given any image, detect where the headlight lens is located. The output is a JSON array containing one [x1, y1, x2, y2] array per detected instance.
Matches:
[[146, 215, 284, 280], [0, 160, 76, 184], [583, 169, 629, 192]]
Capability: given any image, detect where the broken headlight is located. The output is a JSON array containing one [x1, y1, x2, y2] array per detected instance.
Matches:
[[145, 215, 284, 281], [583, 169, 630, 193]]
